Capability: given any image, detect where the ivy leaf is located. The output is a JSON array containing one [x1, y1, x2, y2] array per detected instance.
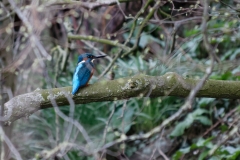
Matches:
[[195, 116, 212, 125], [170, 109, 211, 137]]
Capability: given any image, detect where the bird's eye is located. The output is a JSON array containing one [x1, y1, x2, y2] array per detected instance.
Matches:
[[87, 55, 94, 58]]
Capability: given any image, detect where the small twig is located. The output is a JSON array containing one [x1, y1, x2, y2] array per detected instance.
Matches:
[[124, 0, 152, 46], [186, 0, 214, 104], [0, 69, 4, 160], [0, 127, 22, 160], [49, 0, 133, 10], [158, 148, 170, 160], [98, 49, 122, 79], [122, 0, 163, 57], [150, 148, 157, 160], [40, 142, 89, 159], [208, 126, 238, 156], [219, 0, 240, 12], [82, 41, 112, 61], [203, 108, 237, 136], [98, 102, 191, 152], [201, 0, 219, 63], [50, 94, 100, 159], [63, 95, 75, 144], [102, 103, 116, 144], [98, 0, 152, 78], [50, 97, 91, 144], [119, 100, 128, 119], [68, 34, 131, 51]]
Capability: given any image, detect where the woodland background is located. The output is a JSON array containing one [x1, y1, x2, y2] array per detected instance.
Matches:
[[1, 0, 240, 159]]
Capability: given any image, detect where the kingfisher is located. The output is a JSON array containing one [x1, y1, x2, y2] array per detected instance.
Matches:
[[72, 53, 106, 95]]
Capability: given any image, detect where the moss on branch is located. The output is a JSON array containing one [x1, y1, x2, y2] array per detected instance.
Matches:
[[68, 35, 131, 51], [3, 72, 240, 124]]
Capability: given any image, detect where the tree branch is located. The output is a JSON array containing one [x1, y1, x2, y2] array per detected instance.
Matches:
[[49, 0, 133, 10], [3, 73, 240, 124], [68, 34, 131, 52]]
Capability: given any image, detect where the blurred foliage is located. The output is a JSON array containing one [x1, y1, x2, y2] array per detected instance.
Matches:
[[7, 0, 240, 159]]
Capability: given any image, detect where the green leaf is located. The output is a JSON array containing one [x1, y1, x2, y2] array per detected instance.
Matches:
[[170, 121, 192, 137], [198, 98, 215, 107], [198, 150, 209, 160], [172, 147, 190, 160], [195, 116, 212, 125], [228, 150, 240, 160], [220, 124, 228, 132], [134, 112, 152, 119], [171, 109, 211, 137], [192, 108, 209, 116], [111, 106, 135, 133]]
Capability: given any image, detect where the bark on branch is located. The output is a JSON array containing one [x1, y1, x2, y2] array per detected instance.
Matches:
[[3, 72, 240, 124], [49, 0, 132, 10]]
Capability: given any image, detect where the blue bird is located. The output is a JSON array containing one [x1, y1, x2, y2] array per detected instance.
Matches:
[[72, 53, 106, 95]]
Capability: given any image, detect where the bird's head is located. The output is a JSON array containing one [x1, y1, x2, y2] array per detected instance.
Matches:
[[77, 53, 106, 64]]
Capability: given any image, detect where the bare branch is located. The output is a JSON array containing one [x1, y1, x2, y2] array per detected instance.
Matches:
[[49, 0, 134, 10], [68, 34, 131, 51], [0, 127, 22, 160]]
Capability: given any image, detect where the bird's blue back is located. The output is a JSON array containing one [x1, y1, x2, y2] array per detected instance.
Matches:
[[72, 59, 94, 95]]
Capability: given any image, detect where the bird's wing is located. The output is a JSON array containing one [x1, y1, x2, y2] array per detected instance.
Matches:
[[72, 62, 92, 94]]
